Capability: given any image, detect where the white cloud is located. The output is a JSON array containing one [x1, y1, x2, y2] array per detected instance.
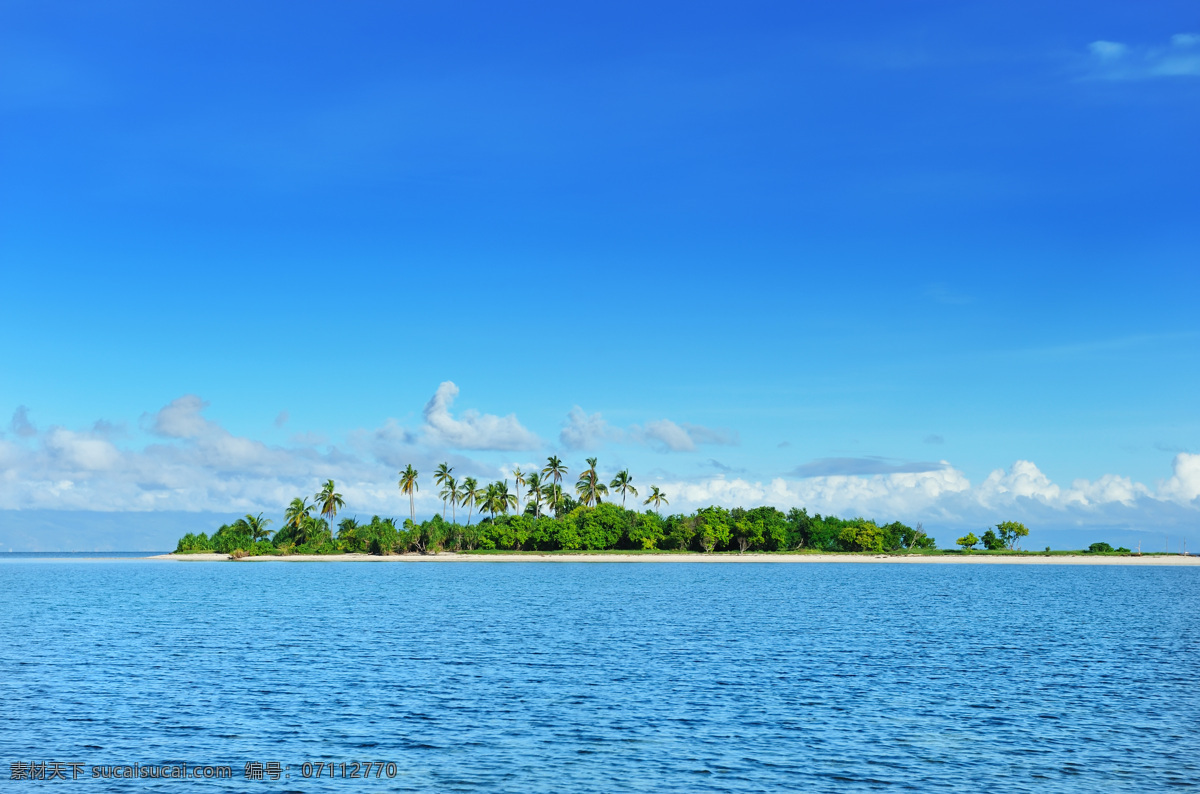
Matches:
[[642, 419, 697, 452], [559, 409, 737, 453], [644, 458, 1199, 534], [422, 381, 541, 451], [636, 419, 738, 453], [1084, 33, 1200, 79], [978, 459, 1064, 506], [1160, 452, 1200, 504], [560, 407, 623, 450], [44, 427, 121, 472], [1, 396, 1197, 543], [146, 395, 214, 439]]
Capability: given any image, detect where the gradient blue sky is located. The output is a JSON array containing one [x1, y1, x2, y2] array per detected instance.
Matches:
[[2, 2, 1198, 549]]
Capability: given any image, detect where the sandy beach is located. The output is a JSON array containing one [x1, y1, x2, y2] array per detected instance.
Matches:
[[151, 552, 1200, 565]]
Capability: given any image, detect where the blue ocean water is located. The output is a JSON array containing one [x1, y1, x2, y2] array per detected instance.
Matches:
[[1, 560, 1197, 792]]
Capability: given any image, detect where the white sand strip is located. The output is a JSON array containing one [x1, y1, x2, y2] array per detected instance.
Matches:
[[149, 552, 1200, 565]]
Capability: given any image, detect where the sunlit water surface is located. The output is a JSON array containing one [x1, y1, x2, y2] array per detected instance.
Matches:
[[2, 559, 1197, 792]]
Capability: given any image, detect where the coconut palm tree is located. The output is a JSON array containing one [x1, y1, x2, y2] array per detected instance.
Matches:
[[285, 497, 313, 534], [314, 480, 345, 534], [245, 512, 274, 543], [511, 467, 526, 516], [398, 465, 419, 523], [524, 472, 544, 518], [542, 456, 567, 489], [496, 480, 518, 515], [643, 486, 668, 515], [609, 469, 637, 509], [441, 476, 459, 524], [479, 482, 498, 522], [433, 462, 453, 519], [543, 482, 563, 516], [460, 477, 481, 525], [576, 457, 608, 506]]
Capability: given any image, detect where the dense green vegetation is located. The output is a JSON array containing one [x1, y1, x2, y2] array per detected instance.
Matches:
[[957, 521, 1031, 551], [175, 457, 947, 556], [176, 502, 939, 556], [173, 459, 1126, 558]]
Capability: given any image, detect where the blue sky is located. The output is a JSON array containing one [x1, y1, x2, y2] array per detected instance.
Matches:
[[2, 2, 1198, 550]]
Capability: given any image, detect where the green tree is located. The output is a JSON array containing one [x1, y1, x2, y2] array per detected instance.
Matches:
[[433, 462, 454, 520], [244, 512, 274, 543], [337, 516, 360, 548], [314, 480, 345, 535], [441, 476, 459, 524], [496, 480, 518, 515], [543, 483, 564, 516], [628, 511, 665, 550], [398, 465, 419, 524], [542, 456, 568, 490], [981, 529, 1003, 551], [576, 457, 608, 506], [996, 520, 1029, 551], [695, 506, 732, 553], [609, 469, 638, 509], [643, 485, 669, 515], [1088, 541, 1115, 553], [284, 497, 313, 537], [512, 467, 526, 516], [479, 482, 498, 522], [524, 472, 545, 518], [460, 477, 481, 525], [957, 532, 979, 550]]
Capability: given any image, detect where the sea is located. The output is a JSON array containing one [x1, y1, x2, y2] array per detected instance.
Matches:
[[1, 555, 1197, 792]]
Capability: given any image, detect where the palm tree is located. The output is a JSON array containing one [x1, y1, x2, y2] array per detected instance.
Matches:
[[576, 457, 608, 506], [543, 482, 563, 516], [497, 480, 518, 515], [434, 462, 453, 520], [442, 476, 459, 524], [543, 456, 567, 489], [610, 469, 637, 509], [314, 480, 345, 534], [479, 482, 498, 522], [524, 472, 544, 518], [512, 467, 526, 516], [245, 512, 274, 543], [460, 477, 481, 526], [644, 486, 669, 515], [337, 516, 359, 541], [398, 465, 419, 523], [284, 497, 313, 534]]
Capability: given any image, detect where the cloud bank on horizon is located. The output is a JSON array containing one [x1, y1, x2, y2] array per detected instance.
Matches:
[[2, 385, 1197, 539]]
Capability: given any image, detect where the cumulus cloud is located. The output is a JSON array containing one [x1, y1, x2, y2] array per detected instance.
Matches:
[[43, 427, 122, 472], [645, 457, 1200, 535], [2, 394, 1198, 543], [1160, 453, 1200, 504], [422, 381, 540, 451], [145, 395, 214, 439], [1084, 33, 1200, 79]]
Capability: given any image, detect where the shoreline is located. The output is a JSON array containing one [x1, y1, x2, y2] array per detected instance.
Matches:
[[150, 552, 1200, 566]]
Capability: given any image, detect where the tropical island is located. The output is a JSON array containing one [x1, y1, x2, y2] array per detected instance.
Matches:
[[160, 457, 1123, 558]]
